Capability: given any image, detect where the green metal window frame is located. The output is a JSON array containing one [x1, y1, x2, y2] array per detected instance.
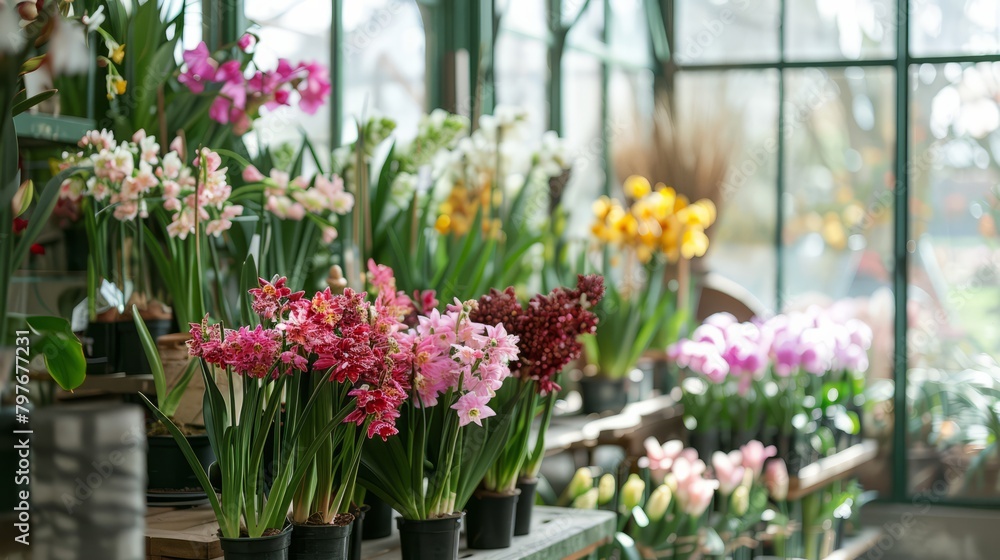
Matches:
[[315, 0, 1000, 505]]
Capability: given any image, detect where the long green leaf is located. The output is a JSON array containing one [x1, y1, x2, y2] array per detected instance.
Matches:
[[132, 304, 167, 402], [139, 393, 227, 529]]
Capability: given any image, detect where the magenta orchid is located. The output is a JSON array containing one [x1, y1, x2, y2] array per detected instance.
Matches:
[[177, 41, 331, 134]]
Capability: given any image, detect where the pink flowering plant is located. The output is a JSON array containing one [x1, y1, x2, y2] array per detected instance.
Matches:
[[177, 39, 330, 135], [625, 438, 787, 560], [670, 310, 872, 469], [58, 129, 245, 326], [469, 275, 605, 495], [358, 286, 523, 520], [140, 260, 413, 538]]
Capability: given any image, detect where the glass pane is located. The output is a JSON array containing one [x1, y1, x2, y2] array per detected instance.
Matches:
[[786, 0, 896, 61], [565, 0, 605, 50], [911, 0, 1000, 57], [908, 62, 1000, 499], [341, 1, 426, 142], [676, 70, 780, 313], [782, 67, 896, 381], [497, 0, 549, 37], [244, 1, 332, 153], [676, 0, 780, 64], [561, 50, 605, 232], [610, 0, 652, 66], [495, 32, 549, 139]]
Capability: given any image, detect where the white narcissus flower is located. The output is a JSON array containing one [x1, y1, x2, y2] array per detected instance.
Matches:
[[46, 19, 90, 76]]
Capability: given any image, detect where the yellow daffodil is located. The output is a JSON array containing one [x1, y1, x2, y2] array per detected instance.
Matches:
[[680, 227, 710, 259], [435, 214, 451, 234], [592, 196, 613, 219], [108, 41, 125, 64], [106, 75, 127, 99], [624, 175, 651, 199]]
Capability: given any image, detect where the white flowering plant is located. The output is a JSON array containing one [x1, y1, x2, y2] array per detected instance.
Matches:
[[338, 108, 573, 303], [58, 130, 244, 327], [223, 140, 354, 293]]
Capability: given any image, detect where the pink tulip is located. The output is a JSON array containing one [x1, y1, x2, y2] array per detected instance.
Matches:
[[712, 451, 745, 496], [740, 440, 777, 478], [678, 475, 718, 517], [765, 459, 789, 501]]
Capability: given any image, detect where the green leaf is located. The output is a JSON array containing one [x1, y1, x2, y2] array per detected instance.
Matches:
[[240, 255, 258, 326], [12, 168, 76, 273], [132, 304, 167, 403], [25, 316, 86, 391], [161, 359, 198, 418], [12, 90, 57, 116], [139, 393, 227, 530]]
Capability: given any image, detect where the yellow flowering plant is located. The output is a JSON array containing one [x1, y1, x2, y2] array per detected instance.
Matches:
[[581, 176, 717, 380]]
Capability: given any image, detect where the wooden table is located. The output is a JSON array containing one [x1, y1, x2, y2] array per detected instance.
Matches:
[[144, 505, 615, 560]]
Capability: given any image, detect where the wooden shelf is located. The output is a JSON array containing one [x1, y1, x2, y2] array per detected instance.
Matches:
[[540, 394, 684, 457], [29, 372, 156, 399], [788, 440, 879, 501], [823, 527, 884, 560], [144, 505, 614, 560]]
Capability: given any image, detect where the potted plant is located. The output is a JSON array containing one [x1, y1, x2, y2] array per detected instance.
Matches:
[[467, 275, 604, 543], [358, 295, 521, 560], [141, 263, 409, 559], [670, 310, 872, 469], [580, 176, 716, 413], [284, 262, 412, 560], [132, 306, 212, 500]]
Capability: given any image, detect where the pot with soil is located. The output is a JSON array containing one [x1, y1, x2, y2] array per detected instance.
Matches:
[[289, 513, 353, 560], [464, 488, 520, 549], [118, 301, 172, 376], [220, 526, 293, 560], [396, 514, 462, 560], [579, 375, 628, 415], [146, 421, 215, 500]]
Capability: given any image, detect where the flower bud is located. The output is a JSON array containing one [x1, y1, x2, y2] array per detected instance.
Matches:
[[11, 179, 33, 217], [565, 468, 593, 502], [571, 488, 599, 510], [17, 0, 38, 21], [597, 474, 615, 506], [621, 474, 645, 511], [730, 485, 749, 517], [646, 485, 672, 522], [765, 459, 789, 501]]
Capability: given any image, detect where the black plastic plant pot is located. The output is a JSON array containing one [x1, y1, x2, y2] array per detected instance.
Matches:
[[117, 318, 172, 375], [146, 434, 215, 492], [348, 507, 367, 560], [83, 322, 117, 374], [579, 376, 628, 415], [362, 495, 393, 540], [220, 526, 292, 560], [396, 515, 462, 560], [289, 521, 352, 560], [514, 479, 538, 536], [465, 489, 520, 549]]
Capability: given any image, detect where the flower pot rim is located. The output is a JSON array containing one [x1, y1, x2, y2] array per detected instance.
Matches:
[[516, 477, 539, 485], [396, 512, 462, 522], [293, 512, 356, 528], [473, 488, 522, 499], [219, 524, 293, 542]]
